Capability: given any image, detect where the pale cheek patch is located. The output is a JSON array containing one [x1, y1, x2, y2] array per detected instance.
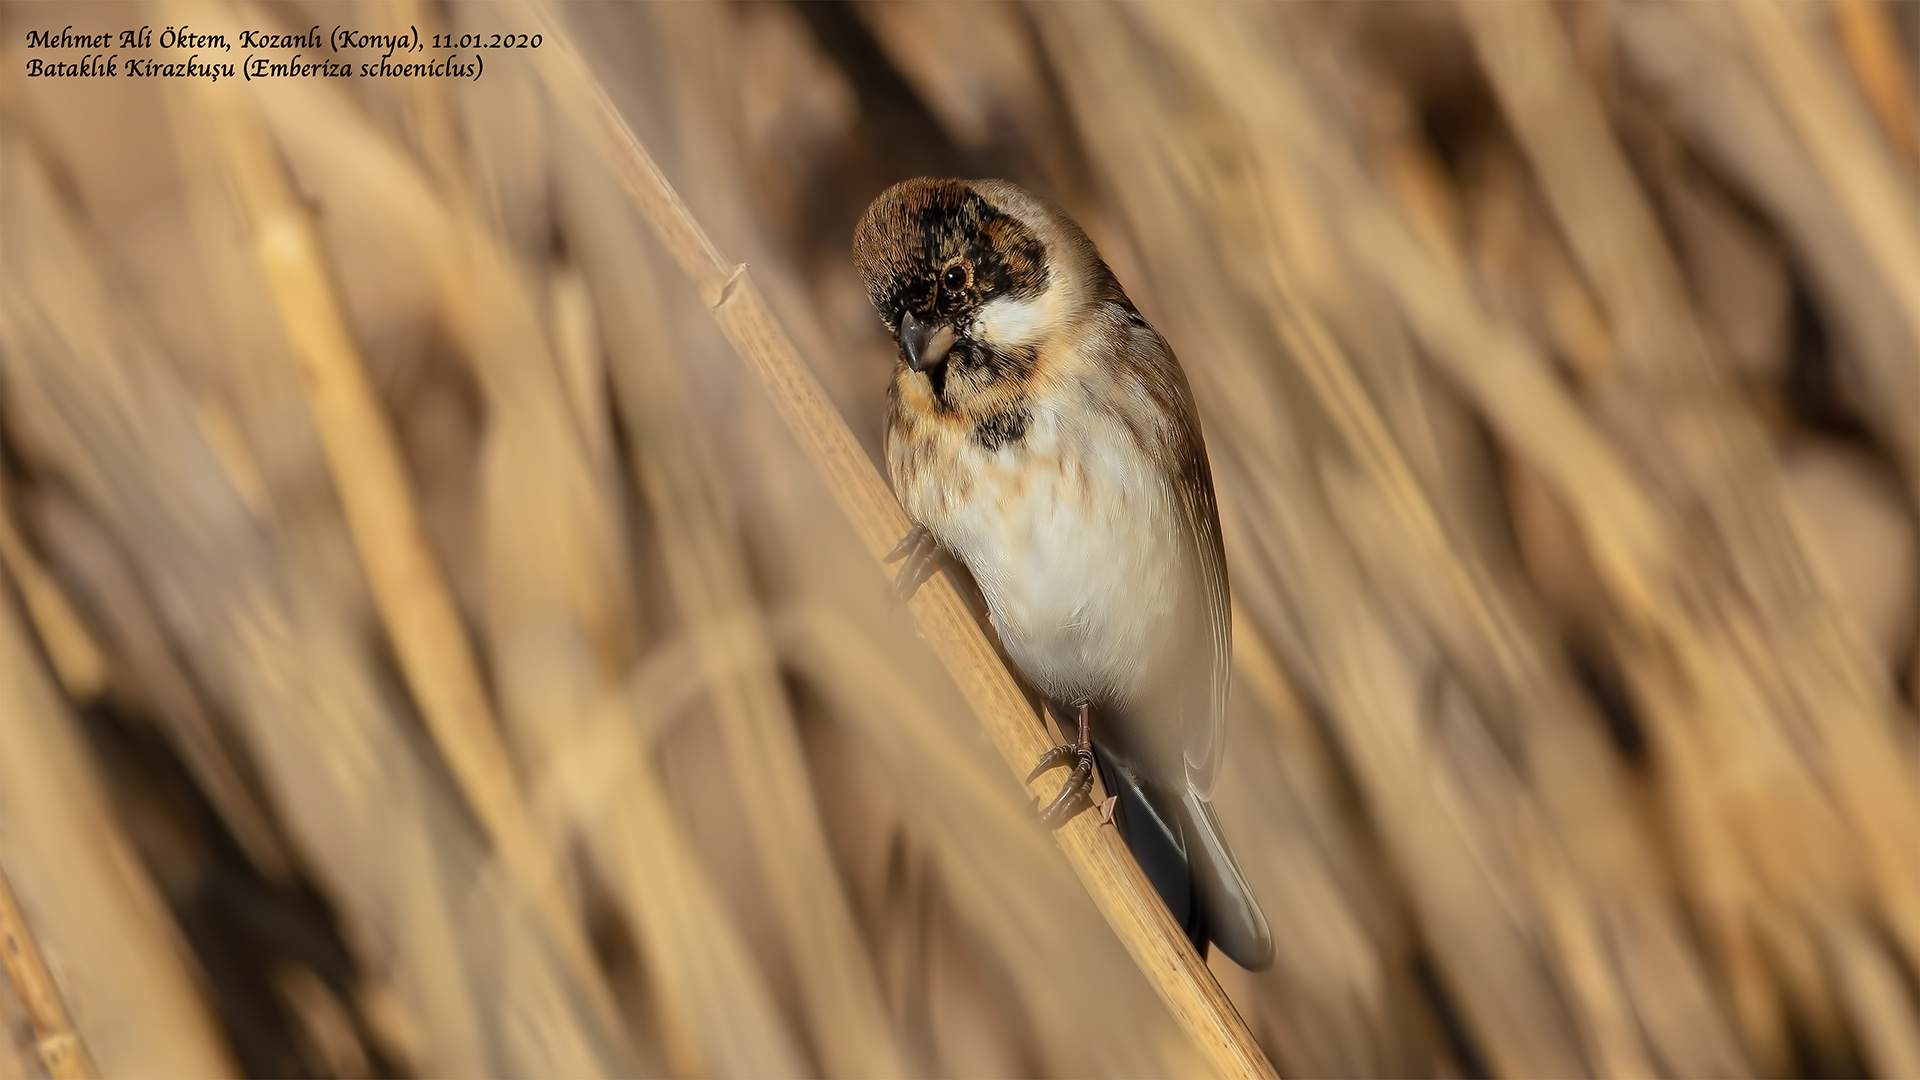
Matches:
[[971, 285, 1068, 349]]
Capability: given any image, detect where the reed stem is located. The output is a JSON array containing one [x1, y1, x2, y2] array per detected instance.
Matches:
[[519, 5, 1277, 1076]]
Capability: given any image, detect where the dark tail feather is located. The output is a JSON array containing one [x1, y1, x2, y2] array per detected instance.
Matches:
[[1092, 746, 1275, 971], [1180, 793, 1274, 970], [1092, 746, 1208, 958]]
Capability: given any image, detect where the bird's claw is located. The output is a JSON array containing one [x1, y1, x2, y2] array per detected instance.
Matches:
[[1026, 743, 1078, 783], [885, 523, 942, 608], [883, 524, 926, 563], [1031, 702, 1096, 829], [1035, 751, 1096, 828]]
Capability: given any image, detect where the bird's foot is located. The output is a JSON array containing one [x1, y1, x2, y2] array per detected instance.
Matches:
[[884, 523, 942, 608], [1028, 702, 1096, 829]]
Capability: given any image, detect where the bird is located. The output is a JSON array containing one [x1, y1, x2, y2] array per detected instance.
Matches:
[[852, 177, 1274, 971]]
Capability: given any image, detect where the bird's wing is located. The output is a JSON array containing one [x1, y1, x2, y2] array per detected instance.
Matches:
[[1175, 424, 1232, 800], [1124, 312, 1232, 801]]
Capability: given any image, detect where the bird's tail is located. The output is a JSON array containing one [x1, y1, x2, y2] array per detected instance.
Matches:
[[1092, 747, 1275, 971], [1180, 792, 1274, 970]]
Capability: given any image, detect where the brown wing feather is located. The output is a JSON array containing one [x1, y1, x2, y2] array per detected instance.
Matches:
[[1122, 312, 1232, 800], [1178, 426, 1232, 799]]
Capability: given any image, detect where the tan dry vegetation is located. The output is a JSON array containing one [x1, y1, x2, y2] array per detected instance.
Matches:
[[3, 1, 1920, 1077]]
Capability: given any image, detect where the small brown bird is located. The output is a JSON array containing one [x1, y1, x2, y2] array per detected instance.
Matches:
[[853, 177, 1273, 970]]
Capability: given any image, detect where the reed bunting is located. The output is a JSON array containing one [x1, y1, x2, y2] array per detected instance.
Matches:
[[853, 178, 1273, 970]]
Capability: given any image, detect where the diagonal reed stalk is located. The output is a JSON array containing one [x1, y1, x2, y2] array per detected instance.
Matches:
[[0, 858, 94, 1080], [178, 15, 632, 1067], [518, 4, 1277, 1077], [0, 468, 104, 704]]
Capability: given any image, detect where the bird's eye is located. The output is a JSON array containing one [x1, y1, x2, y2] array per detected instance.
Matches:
[[941, 259, 972, 293]]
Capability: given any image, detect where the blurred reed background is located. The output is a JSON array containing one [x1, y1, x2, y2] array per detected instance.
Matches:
[[4, 0, 1920, 1077]]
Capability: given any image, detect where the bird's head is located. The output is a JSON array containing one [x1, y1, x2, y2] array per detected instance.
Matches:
[[853, 178, 1097, 415]]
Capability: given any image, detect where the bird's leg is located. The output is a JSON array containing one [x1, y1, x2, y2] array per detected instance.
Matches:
[[1028, 702, 1096, 828], [884, 523, 942, 607]]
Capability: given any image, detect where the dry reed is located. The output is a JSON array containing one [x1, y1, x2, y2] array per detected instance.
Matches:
[[181, 25, 638, 1066], [517, 7, 1272, 1076], [0, 860, 92, 1080]]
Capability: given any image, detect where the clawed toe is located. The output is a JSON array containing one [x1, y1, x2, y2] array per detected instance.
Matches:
[[1037, 754, 1095, 828], [1030, 701, 1097, 829], [1026, 743, 1077, 783], [883, 525, 927, 563], [885, 524, 942, 607]]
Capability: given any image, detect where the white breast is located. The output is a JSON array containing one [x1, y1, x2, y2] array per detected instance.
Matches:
[[903, 399, 1185, 707]]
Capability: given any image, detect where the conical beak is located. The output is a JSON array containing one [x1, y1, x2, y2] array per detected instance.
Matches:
[[899, 310, 956, 373]]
